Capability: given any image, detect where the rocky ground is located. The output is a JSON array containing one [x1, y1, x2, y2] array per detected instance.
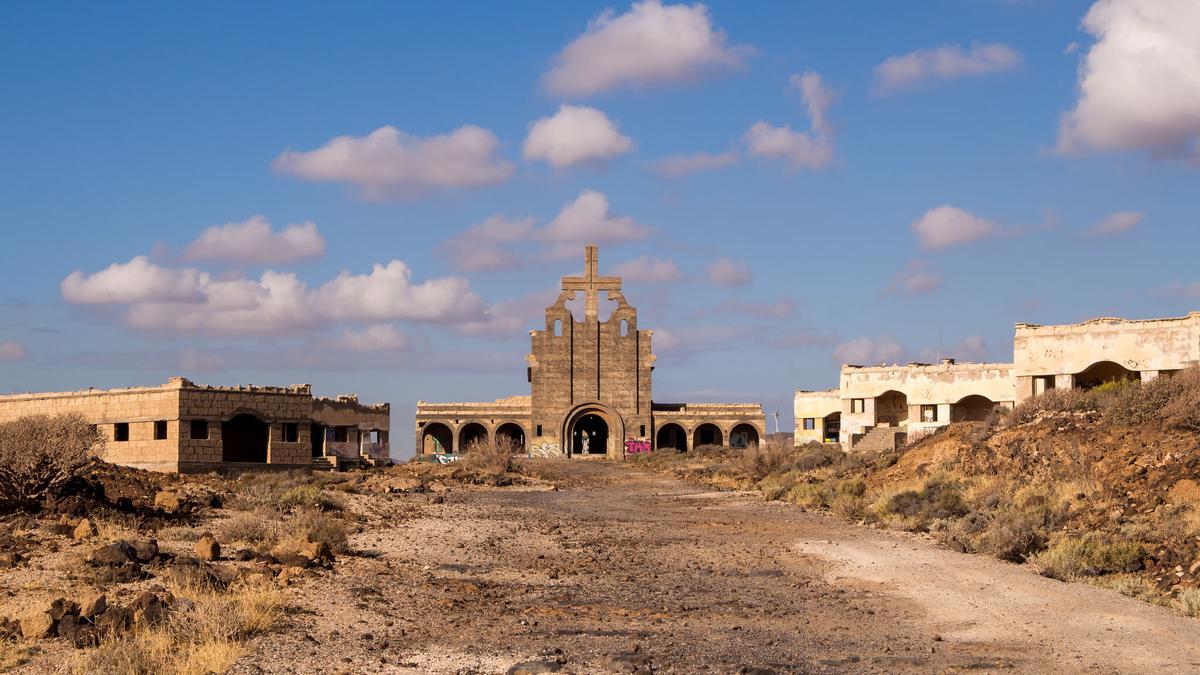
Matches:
[[5, 459, 1200, 673]]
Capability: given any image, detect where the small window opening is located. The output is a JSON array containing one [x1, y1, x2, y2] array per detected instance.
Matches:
[[803, 418, 816, 430], [283, 422, 299, 443], [114, 423, 129, 442], [639, 424, 645, 436], [920, 405, 938, 423], [850, 399, 866, 414], [153, 420, 168, 440], [536, 424, 543, 436], [620, 319, 629, 337], [554, 319, 563, 337], [334, 426, 348, 443], [190, 420, 209, 440]]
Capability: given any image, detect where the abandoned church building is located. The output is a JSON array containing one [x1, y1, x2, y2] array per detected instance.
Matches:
[[0, 377, 391, 472], [796, 312, 1200, 451], [415, 245, 766, 459]]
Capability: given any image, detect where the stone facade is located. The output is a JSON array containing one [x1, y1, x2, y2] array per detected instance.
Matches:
[[0, 377, 390, 472], [799, 312, 1200, 451], [415, 245, 766, 459]]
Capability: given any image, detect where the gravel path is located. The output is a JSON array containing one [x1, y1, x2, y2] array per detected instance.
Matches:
[[239, 461, 1200, 674]]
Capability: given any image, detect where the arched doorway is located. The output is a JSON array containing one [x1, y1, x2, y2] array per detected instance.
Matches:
[[422, 422, 453, 455], [875, 390, 909, 427], [222, 413, 268, 463], [823, 412, 841, 443], [693, 423, 723, 448], [495, 422, 526, 453], [729, 423, 759, 449], [572, 414, 609, 455], [951, 395, 996, 422], [655, 423, 686, 452], [459, 423, 488, 453], [1075, 361, 1138, 389]]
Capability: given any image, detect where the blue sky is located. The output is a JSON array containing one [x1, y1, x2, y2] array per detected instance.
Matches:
[[2, 1, 1198, 442]]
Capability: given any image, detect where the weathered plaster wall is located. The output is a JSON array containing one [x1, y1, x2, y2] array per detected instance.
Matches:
[[414, 397, 533, 455], [793, 389, 840, 445], [651, 404, 767, 451]]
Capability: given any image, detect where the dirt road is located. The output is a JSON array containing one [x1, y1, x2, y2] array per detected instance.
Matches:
[[242, 461, 1200, 674]]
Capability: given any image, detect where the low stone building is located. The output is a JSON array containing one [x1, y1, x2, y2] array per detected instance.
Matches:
[[0, 377, 390, 472], [797, 311, 1200, 452], [1014, 313, 1200, 401], [415, 245, 766, 459]]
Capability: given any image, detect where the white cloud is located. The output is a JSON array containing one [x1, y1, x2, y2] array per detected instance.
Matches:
[[651, 327, 682, 350], [611, 256, 682, 283], [272, 125, 515, 200], [523, 105, 633, 168], [180, 348, 224, 372], [717, 298, 795, 319], [706, 257, 751, 286], [61, 256, 207, 304], [886, 260, 943, 296], [833, 336, 904, 365], [63, 258, 485, 336], [438, 215, 536, 272], [918, 335, 991, 363], [911, 205, 996, 250], [540, 190, 651, 258], [0, 341, 28, 362], [873, 42, 1021, 94], [1091, 210, 1143, 235], [1057, 0, 1200, 159], [744, 72, 835, 169], [341, 324, 409, 352], [183, 215, 325, 265], [652, 151, 738, 177], [542, 0, 749, 97], [459, 289, 558, 338]]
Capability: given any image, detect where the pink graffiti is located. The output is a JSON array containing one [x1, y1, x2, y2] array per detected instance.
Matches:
[[624, 438, 651, 454]]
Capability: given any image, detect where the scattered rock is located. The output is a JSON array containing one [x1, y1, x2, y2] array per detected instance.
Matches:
[[154, 490, 183, 513], [72, 518, 98, 540], [89, 541, 135, 567], [299, 539, 335, 566], [130, 591, 165, 626], [57, 614, 99, 648], [18, 608, 55, 639], [195, 533, 221, 561], [233, 548, 257, 562], [431, 495, 445, 505], [0, 551, 25, 568], [600, 652, 654, 674], [80, 593, 107, 619], [506, 661, 562, 674], [131, 539, 159, 563]]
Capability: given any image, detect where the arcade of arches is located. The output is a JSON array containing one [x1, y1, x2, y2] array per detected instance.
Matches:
[[414, 245, 767, 459]]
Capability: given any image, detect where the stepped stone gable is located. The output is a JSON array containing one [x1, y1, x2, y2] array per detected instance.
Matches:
[[415, 245, 766, 459]]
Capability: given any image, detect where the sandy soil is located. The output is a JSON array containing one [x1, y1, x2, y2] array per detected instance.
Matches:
[[226, 461, 1200, 674]]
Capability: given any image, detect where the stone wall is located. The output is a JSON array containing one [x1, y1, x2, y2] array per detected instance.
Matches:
[[176, 380, 313, 470], [651, 403, 767, 451], [414, 397, 532, 455]]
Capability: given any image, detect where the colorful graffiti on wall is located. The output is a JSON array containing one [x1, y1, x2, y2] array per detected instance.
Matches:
[[624, 437, 651, 454]]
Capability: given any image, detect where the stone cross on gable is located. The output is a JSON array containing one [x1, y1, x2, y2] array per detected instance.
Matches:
[[561, 244, 621, 320]]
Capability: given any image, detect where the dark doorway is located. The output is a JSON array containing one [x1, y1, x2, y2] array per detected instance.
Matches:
[[423, 423, 453, 454], [823, 412, 841, 443], [951, 395, 996, 422], [222, 414, 268, 463], [495, 423, 526, 452], [459, 423, 488, 452], [729, 424, 759, 449], [693, 423, 723, 448], [655, 423, 686, 451], [1075, 361, 1138, 389], [310, 423, 325, 458], [573, 413, 608, 455]]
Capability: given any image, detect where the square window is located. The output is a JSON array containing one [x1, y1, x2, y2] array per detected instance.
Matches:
[[921, 405, 938, 423], [153, 420, 168, 440], [283, 423, 299, 443], [803, 418, 816, 430], [334, 426, 348, 443], [114, 423, 129, 442], [190, 420, 209, 440], [850, 399, 865, 414]]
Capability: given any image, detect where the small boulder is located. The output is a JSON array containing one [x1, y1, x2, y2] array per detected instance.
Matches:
[[57, 614, 99, 648], [299, 540, 335, 566], [195, 533, 221, 561], [89, 541, 135, 567], [131, 539, 159, 563], [18, 608, 56, 639], [80, 593, 107, 619], [507, 661, 563, 674], [153, 490, 183, 513], [233, 548, 257, 562], [0, 552, 24, 568], [94, 605, 132, 635], [277, 553, 312, 570], [73, 519, 98, 540], [130, 592, 165, 627]]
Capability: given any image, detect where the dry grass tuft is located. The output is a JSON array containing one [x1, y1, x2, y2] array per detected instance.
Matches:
[[1173, 587, 1200, 618], [1028, 534, 1144, 581], [72, 577, 283, 675], [462, 437, 522, 475]]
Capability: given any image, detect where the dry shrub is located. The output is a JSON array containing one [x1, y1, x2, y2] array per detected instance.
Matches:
[[73, 577, 283, 675], [876, 475, 968, 530], [232, 472, 344, 514], [944, 485, 1070, 562], [1174, 587, 1200, 618], [1029, 533, 1144, 580], [462, 436, 521, 475], [737, 440, 844, 480], [288, 508, 351, 553], [1004, 389, 1101, 427], [216, 509, 283, 549], [1092, 574, 1165, 606], [0, 413, 103, 512]]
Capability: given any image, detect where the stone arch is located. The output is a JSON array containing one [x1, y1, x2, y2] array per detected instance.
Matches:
[[422, 422, 453, 455], [494, 422, 527, 453], [458, 422, 488, 452], [729, 423, 759, 449], [693, 423, 723, 449], [562, 402, 625, 458], [822, 412, 841, 443], [655, 423, 686, 451], [1075, 360, 1138, 389], [951, 395, 996, 422], [875, 390, 908, 426], [222, 413, 268, 463]]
